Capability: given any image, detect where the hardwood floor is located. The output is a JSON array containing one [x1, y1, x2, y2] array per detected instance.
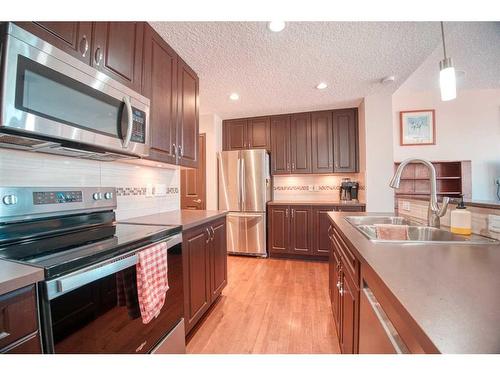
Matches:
[[186, 255, 340, 354]]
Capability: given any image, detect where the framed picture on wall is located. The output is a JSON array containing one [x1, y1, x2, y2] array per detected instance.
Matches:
[[400, 109, 436, 146]]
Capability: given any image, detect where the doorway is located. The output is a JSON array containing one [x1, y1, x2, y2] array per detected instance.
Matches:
[[181, 133, 206, 209]]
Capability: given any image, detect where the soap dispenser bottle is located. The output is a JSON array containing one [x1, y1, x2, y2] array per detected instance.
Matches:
[[450, 196, 472, 235]]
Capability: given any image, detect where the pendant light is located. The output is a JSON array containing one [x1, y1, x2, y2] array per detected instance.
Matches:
[[439, 21, 457, 101]]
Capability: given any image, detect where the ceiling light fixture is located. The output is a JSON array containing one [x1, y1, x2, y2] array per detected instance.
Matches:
[[439, 22, 457, 101], [381, 75, 395, 84], [316, 82, 328, 90], [268, 21, 286, 32], [229, 93, 239, 101]]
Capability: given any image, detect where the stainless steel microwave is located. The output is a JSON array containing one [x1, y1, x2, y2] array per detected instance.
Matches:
[[0, 23, 150, 160]]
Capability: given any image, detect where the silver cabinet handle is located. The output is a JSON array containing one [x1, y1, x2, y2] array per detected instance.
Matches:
[[206, 228, 211, 243], [287, 163, 290, 171], [178, 145, 183, 158], [172, 143, 177, 158], [122, 96, 133, 149], [0, 331, 10, 340], [94, 46, 103, 66], [210, 226, 215, 241], [292, 162, 295, 170], [79, 35, 89, 57], [193, 199, 202, 204], [291, 209, 295, 218], [285, 208, 289, 217]]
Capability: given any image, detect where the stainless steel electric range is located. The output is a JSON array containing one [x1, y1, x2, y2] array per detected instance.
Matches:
[[0, 187, 185, 354]]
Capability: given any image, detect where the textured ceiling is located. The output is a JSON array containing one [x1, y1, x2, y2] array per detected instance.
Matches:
[[150, 22, 446, 119], [398, 22, 500, 93]]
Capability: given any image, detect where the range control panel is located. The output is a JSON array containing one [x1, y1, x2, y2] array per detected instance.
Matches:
[[0, 187, 117, 223], [33, 191, 83, 205]]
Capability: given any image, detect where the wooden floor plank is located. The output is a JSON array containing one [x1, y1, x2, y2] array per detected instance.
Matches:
[[186, 256, 341, 354]]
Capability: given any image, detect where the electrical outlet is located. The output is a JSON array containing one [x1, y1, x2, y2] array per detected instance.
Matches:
[[488, 214, 500, 233], [400, 200, 411, 212], [145, 184, 154, 198], [154, 184, 167, 197]]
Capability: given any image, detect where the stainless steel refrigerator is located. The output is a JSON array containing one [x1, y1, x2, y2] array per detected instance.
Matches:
[[218, 150, 271, 257]]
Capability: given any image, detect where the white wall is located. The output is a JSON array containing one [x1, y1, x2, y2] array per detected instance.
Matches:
[[199, 113, 223, 210], [0, 149, 180, 220], [392, 88, 500, 201], [362, 94, 395, 212]]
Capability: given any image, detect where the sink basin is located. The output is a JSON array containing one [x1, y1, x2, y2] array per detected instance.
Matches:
[[354, 224, 499, 245], [345, 216, 416, 226]]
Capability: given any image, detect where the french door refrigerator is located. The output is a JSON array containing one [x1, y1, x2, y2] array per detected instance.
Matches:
[[218, 150, 271, 256]]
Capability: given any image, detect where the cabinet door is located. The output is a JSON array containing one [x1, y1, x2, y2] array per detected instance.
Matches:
[[313, 206, 335, 256], [177, 57, 199, 168], [247, 117, 271, 150], [183, 225, 211, 334], [330, 234, 342, 337], [92, 22, 144, 92], [290, 113, 312, 173], [311, 111, 334, 173], [340, 272, 359, 354], [210, 219, 228, 302], [16, 22, 93, 65], [270, 115, 291, 175], [142, 25, 177, 164], [268, 206, 289, 254], [333, 109, 358, 173], [289, 206, 313, 254], [223, 119, 247, 150]]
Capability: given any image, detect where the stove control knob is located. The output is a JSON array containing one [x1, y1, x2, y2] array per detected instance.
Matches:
[[93, 192, 103, 201], [3, 194, 18, 205], [104, 192, 113, 200]]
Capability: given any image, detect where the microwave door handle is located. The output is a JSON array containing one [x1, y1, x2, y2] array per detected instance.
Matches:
[[122, 96, 134, 148]]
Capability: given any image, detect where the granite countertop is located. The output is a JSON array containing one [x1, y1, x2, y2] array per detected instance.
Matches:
[[328, 211, 500, 353], [0, 260, 44, 295], [122, 210, 227, 230], [268, 200, 366, 206]]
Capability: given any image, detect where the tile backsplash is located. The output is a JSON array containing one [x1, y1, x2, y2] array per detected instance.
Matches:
[[397, 197, 500, 241], [0, 149, 180, 220], [273, 174, 366, 202]]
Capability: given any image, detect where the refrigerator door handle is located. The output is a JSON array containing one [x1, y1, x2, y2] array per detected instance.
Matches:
[[236, 155, 242, 209], [241, 157, 246, 209]]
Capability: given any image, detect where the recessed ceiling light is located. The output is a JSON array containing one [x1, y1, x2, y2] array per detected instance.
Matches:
[[268, 21, 286, 32], [381, 75, 396, 84], [229, 93, 239, 101], [316, 82, 328, 90]]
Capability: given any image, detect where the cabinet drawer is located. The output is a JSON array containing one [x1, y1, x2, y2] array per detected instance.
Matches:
[[0, 285, 38, 350], [332, 226, 359, 285], [2, 333, 42, 354]]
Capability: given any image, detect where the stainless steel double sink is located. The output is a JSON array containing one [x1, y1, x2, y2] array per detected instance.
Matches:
[[344, 216, 499, 245]]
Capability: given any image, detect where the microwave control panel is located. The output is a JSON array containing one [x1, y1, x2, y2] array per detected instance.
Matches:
[[130, 108, 146, 144]]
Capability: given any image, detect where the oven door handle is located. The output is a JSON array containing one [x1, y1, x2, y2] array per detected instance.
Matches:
[[55, 253, 138, 298], [121, 96, 134, 149]]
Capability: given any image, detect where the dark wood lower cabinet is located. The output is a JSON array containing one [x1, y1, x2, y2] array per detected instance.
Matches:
[[340, 270, 358, 354], [183, 217, 227, 335], [269, 204, 364, 260]]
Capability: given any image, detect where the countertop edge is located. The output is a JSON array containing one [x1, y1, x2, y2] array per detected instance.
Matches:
[[0, 260, 44, 295]]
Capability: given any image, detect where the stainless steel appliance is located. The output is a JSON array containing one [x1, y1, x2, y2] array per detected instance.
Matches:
[[0, 187, 185, 354], [218, 150, 271, 256], [0, 23, 150, 161]]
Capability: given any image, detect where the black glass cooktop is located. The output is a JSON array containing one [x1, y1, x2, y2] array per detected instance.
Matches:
[[0, 214, 181, 279]]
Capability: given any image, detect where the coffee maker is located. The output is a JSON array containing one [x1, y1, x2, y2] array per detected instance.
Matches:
[[339, 178, 359, 201]]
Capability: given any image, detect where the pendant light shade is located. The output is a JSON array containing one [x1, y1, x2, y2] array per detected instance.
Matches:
[[439, 22, 457, 101]]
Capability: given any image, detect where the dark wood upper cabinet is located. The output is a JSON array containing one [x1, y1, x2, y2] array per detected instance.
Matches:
[[289, 206, 313, 254], [290, 113, 312, 174], [247, 117, 271, 150], [268, 205, 289, 254], [223, 119, 247, 150], [15, 22, 93, 65], [270, 115, 291, 175], [333, 109, 358, 173], [92, 22, 144, 92], [142, 25, 177, 164], [311, 111, 334, 173], [177, 57, 199, 168]]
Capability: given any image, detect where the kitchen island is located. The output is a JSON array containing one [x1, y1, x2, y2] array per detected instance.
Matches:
[[328, 211, 500, 354]]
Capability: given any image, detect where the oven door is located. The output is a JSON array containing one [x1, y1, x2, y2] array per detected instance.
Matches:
[[0, 24, 150, 157], [39, 235, 183, 354]]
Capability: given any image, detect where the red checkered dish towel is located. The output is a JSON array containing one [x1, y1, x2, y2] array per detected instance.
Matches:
[[136, 241, 169, 324]]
